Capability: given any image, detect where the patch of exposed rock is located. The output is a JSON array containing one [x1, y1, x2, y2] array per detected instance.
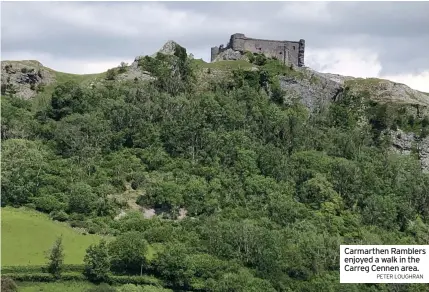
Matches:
[[213, 48, 248, 62], [115, 60, 154, 82], [152, 40, 179, 56], [279, 67, 344, 112], [116, 40, 191, 83], [390, 129, 429, 172], [346, 78, 429, 108], [142, 206, 187, 220], [1, 60, 55, 99]]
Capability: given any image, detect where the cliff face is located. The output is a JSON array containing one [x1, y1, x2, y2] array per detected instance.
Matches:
[[1, 60, 56, 99]]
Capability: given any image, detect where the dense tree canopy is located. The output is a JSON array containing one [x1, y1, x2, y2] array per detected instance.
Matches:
[[2, 49, 429, 291]]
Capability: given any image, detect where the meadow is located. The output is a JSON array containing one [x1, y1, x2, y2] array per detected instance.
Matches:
[[1, 207, 101, 266]]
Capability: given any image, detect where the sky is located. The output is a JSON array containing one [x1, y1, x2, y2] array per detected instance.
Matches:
[[1, 1, 429, 92]]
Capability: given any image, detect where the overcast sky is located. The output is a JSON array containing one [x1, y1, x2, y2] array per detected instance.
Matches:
[[2, 1, 429, 92]]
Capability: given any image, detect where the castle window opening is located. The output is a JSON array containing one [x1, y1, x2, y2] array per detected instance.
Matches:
[[293, 46, 296, 50]]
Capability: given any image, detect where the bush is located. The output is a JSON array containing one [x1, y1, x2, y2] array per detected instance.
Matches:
[[70, 220, 89, 229], [50, 210, 69, 222], [36, 83, 45, 93], [244, 51, 255, 63], [106, 69, 116, 80], [1, 84, 7, 95], [3, 272, 85, 282], [254, 53, 267, 66], [118, 62, 128, 73], [2, 273, 54, 282], [24, 202, 37, 210], [108, 275, 161, 285], [33, 194, 64, 213], [1, 264, 84, 274], [21, 67, 28, 73], [1, 277, 18, 292]]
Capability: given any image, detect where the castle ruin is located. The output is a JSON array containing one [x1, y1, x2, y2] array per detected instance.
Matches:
[[211, 33, 305, 67]]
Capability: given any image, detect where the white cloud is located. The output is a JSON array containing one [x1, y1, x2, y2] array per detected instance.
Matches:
[[2, 51, 132, 75], [306, 47, 382, 78], [277, 2, 332, 22], [307, 48, 429, 92], [382, 71, 429, 93]]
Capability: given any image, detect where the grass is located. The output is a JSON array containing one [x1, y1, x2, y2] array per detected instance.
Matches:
[[32, 68, 106, 113], [1, 207, 101, 266], [345, 78, 384, 89], [17, 281, 95, 292], [192, 59, 253, 70]]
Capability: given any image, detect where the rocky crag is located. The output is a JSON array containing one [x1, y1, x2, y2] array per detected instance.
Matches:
[[1, 60, 56, 99]]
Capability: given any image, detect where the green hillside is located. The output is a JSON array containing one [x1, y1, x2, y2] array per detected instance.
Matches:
[[2, 43, 429, 291]]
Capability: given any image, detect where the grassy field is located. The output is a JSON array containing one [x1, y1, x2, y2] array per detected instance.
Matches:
[[17, 281, 95, 292], [1, 207, 101, 266]]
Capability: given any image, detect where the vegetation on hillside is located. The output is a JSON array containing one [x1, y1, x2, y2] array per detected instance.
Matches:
[[2, 44, 429, 291]]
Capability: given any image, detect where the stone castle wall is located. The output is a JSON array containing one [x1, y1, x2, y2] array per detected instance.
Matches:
[[211, 33, 305, 67]]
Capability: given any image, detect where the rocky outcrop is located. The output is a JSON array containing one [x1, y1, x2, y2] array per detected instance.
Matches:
[[153, 40, 179, 56], [1, 60, 55, 99], [419, 137, 429, 172], [213, 48, 247, 62], [345, 78, 429, 108], [279, 68, 344, 112], [390, 129, 429, 172], [115, 59, 154, 82]]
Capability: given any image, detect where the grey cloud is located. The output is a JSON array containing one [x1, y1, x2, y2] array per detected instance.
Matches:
[[1, 1, 428, 75]]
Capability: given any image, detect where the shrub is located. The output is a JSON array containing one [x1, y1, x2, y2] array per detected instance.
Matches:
[[106, 69, 116, 80], [70, 220, 89, 229], [33, 194, 64, 213], [21, 67, 28, 73], [1, 264, 84, 274], [244, 51, 255, 63], [1, 84, 7, 95], [118, 62, 128, 73], [36, 83, 45, 93], [254, 54, 267, 66], [2, 273, 53, 282], [108, 275, 160, 285], [1, 277, 18, 292], [24, 202, 37, 209], [50, 210, 69, 222]]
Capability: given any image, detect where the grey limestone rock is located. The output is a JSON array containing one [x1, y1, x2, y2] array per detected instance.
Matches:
[[152, 40, 179, 57], [279, 67, 343, 112], [390, 129, 429, 172], [1, 60, 55, 99], [213, 48, 246, 62]]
